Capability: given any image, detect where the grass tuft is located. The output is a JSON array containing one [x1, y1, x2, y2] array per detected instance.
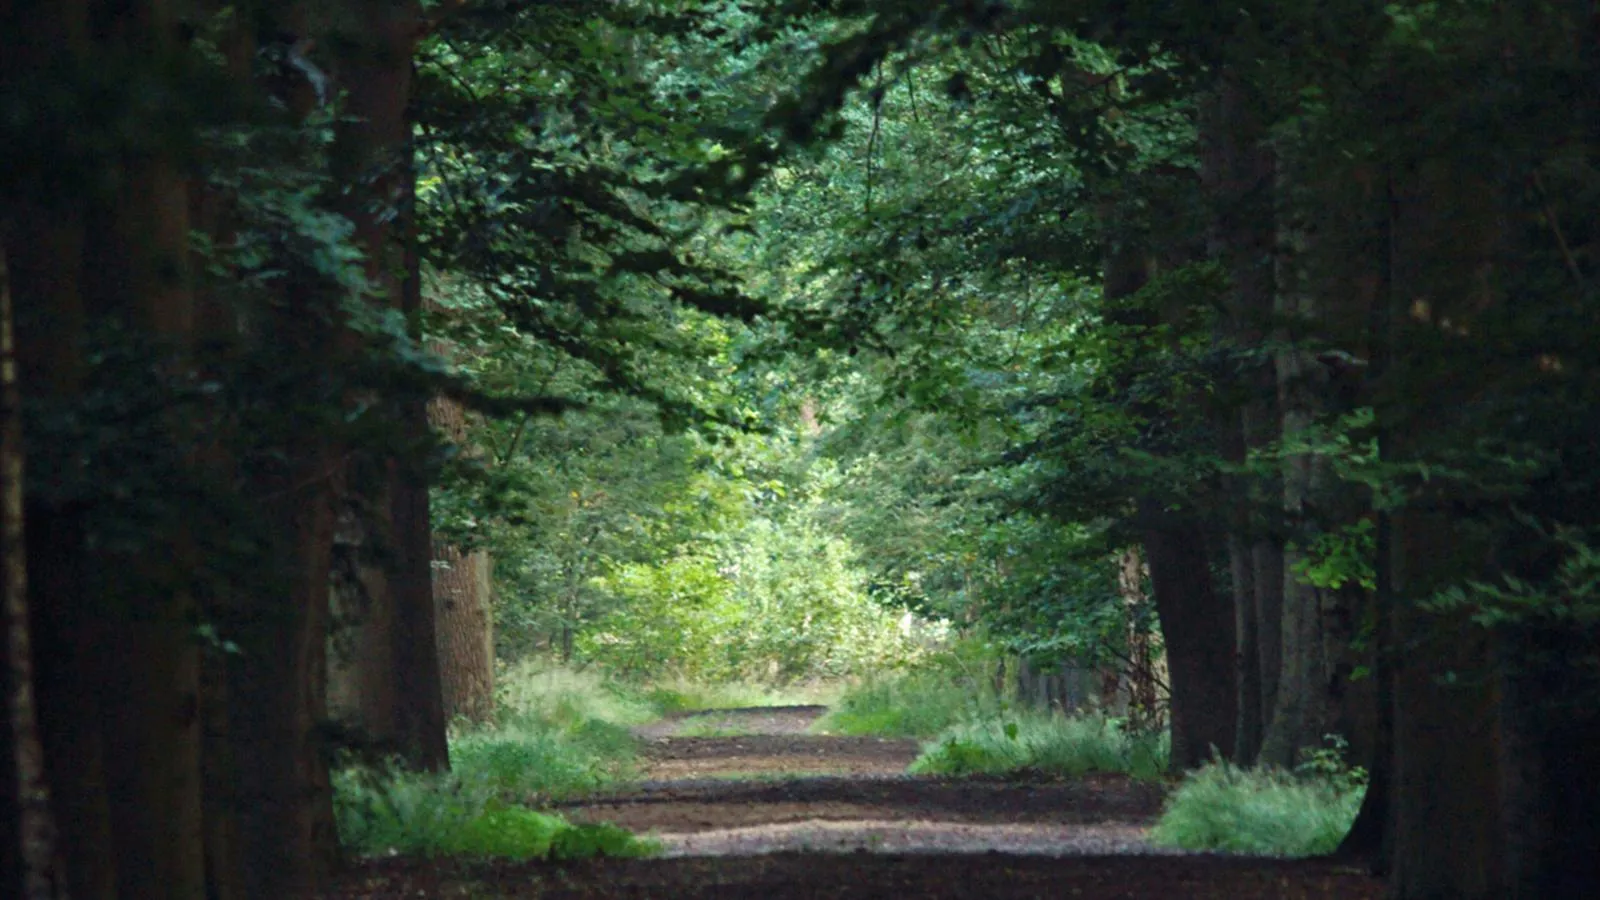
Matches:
[[813, 671, 1001, 738], [333, 769, 658, 860], [909, 712, 1169, 780], [1149, 760, 1364, 857], [335, 660, 659, 861], [496, 660, 658, 726]]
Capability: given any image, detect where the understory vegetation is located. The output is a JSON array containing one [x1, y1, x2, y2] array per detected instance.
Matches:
[[910, 713, 1170, 783], [334, 664, 655, 859], [1151, 745, 1368, 857]]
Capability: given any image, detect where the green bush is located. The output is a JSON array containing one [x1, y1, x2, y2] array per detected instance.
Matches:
[[1149, 757, 1365, 857], [908, 712, 1170, 780], [581, 519, 927, 683]]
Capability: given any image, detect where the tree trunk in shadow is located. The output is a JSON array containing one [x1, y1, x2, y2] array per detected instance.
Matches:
[[1141, 508, 1237, 771], [0, 244, 63, 900]]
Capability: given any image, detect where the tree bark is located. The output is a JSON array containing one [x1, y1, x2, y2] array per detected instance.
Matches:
[[433, 546, 496, 724], [1115, 546, 1161, 729], [325, 0, 448, 771], [0, 245, 62, 900], [1383, 156, 1508, 900], [1142, 512, 1238, 770], [1200, 76, 1282, 764]]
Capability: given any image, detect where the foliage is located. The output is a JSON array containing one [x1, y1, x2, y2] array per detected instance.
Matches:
[[1149, 753, 1366, 857], [335, 659, 657, 859], [495, 659, 661, 728], [909, 713, 1170, 782], [581, 499, 925, 683], [333, 771, 656, 860], [812, 644, 1005, 738]]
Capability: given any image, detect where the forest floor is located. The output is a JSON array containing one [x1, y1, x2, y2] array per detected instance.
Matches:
[[326, 706, 1385, 898]]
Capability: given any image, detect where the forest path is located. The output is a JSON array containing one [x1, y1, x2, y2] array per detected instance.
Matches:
[[330, 706, 1385, 898], [561, 705, 1170, 857]]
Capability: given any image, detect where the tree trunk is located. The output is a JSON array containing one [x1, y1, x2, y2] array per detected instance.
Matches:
[[433, 545, 496, 724], [325, 0, 448, 771], [95, 140, 208, 900], [1497, 625, 1600, 898], [1142, 514, 1237, 770], [1388, 513, 1504, 898], [10, 220, 118, 900], [1383, 155, 1508, 900], [0, 245, 62, 900], [230, 472, 341, 898], [1200, 76, 1282, 764], [1116, 546, 1161, 730]]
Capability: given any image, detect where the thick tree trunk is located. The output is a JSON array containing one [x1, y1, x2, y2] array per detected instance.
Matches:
[[1383, 157, 1508, 900], [1142, 512, 1237, 770], [1388, 513, 1504, 899], [424, 296, 496, 727], [1257, 130, 1341, 769], [3, 3, 118, 895], [1336, 514, 1393, 871], [1200, 77, 1282, 764], [326, 0, 448, 771], [1498, 626, 1600, 898], [230, 473, 341, 898], [96, 141, 208, 900]]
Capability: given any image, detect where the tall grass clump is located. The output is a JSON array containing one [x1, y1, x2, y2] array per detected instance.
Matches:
[[495, 658, 658, 726], [333, 659, 660, 860], [909, 711, 1170, 780], [333, 767, 657, 860], [1149, 741, 1366, 857], [813, 643, 1006, 738]]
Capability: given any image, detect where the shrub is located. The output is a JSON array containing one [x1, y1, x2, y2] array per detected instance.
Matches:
[[1149, 752, 1365, 857], [909, 712, 1170, 780]]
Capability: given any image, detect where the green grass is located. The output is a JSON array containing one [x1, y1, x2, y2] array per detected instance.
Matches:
[[908, 712, 1170, 781], [333, 768, 658, 860], [630, 677, 839, 715], [1149, 760, 1364, 857], [496, 659, 658, 726], [335, 660, 658, 860], [812, 671, 1002, 738]]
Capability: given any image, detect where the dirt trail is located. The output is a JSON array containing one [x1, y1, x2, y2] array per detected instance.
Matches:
[[562, 705, 1167, 857], [330, 706, 1385, 898]]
